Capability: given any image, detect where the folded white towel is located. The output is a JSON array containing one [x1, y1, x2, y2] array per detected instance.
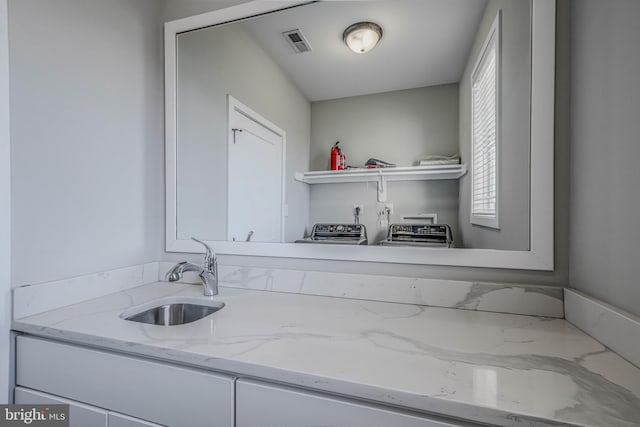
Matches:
[[419, 158, 461, 166], [418, 153, 460, 166]]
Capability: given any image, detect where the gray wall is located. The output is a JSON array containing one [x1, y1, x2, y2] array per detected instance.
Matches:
[[5, 0, 571, 291], [309, 181, 459, 245], [163, 0, 571, 289], [0, 0, 9, 403], [458, 0, 531, 251], [310, 85, 459, 170], [8, 0, 164, 285], [569, 0, 640, 316], [309, 85, 460, 245], [176, 23, 310, 243]]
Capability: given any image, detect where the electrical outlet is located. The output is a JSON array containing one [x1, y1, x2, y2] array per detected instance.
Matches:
[[376, 202, 393, 215], [353, 204, 364, 215]]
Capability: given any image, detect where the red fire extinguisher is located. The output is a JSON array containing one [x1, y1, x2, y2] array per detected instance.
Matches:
[[330, 141, 341, 171]]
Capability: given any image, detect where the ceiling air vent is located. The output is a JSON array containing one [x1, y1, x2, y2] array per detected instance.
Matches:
[[283, 29, 312, 54]]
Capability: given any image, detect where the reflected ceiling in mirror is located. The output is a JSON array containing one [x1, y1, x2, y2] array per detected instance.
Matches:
[[236, 1, 487, 101]]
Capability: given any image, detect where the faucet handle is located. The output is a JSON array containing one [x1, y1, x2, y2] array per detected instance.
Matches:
[[191, 237, 216, 272]]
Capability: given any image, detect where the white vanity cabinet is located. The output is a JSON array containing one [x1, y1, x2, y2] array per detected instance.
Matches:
[[14, 387, 162, 427], [15, 387, 110, 427], [235, 379, 470, 427], [108, 412, 164, 427], [15, 336, 476, 427], [15, 336, 235, 427]]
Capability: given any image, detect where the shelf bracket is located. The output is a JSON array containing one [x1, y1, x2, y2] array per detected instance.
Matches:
[[377, 176, 387, 202]]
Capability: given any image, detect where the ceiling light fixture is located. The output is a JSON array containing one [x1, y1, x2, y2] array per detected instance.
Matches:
[[343, 22, 383, 54]]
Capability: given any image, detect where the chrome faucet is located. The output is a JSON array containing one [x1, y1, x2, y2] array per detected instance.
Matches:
[[166, 238, 218, 296]]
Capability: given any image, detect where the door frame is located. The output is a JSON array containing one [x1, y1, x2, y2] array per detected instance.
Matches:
[[226, 95, 286, 243]]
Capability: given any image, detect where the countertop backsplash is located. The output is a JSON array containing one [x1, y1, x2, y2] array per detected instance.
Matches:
[[12, 261, 564, 320]]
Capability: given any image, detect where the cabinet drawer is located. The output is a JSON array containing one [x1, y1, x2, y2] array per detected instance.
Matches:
[[108, 412, 164, 427], [16, 336, 233, 427], [236, 379, 469, 427], [15, 387, 108, 427]]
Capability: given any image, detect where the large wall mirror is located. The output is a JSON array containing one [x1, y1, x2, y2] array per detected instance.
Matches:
[[166, 0, 555, 270]]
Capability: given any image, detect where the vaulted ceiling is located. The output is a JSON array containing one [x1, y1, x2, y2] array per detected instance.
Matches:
[[239, 0, 488, 101]]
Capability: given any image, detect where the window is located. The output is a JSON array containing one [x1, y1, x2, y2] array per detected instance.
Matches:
[[470, 11, 501, 229]]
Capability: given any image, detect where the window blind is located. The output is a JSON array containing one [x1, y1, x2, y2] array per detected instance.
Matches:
[[471, 31, 498, 221]]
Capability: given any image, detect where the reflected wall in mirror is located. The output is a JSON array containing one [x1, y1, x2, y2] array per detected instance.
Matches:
[[174, 0, 532, 250]]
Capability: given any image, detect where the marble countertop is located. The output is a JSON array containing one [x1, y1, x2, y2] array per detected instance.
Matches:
[[12, 282, 640, 427]]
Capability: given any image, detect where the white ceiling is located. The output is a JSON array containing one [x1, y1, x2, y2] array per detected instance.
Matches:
[[239, 0, 488, 102]]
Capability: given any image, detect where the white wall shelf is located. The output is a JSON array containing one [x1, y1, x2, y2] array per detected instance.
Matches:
[[294, 165, 467, 202]]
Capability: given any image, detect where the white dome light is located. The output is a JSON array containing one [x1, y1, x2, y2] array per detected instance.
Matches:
[[343, 22, 383, 54]]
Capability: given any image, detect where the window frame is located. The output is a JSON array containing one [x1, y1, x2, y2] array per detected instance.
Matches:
[[470, 11, 502, 229]]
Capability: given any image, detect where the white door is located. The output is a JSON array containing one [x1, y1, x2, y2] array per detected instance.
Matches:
[[227, 96, 285, 243]]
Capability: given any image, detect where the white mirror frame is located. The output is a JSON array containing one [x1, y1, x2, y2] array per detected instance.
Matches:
[[165, 0, 555, 270]]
